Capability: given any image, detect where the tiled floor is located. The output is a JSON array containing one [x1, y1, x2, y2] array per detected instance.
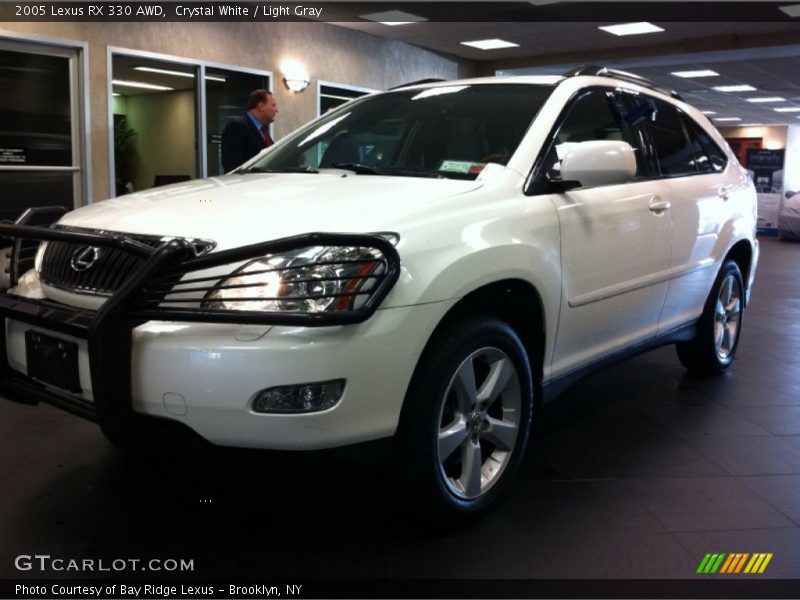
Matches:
[[1, 238, 799, 592]]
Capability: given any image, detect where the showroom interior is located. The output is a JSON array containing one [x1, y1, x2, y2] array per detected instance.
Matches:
[[1, 0, 800, 592]]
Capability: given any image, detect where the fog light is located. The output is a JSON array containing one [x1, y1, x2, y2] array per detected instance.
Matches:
[[252, 380, 345, 413]]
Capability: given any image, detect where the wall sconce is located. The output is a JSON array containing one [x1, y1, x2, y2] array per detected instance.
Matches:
[[281, 59, 310, 92]]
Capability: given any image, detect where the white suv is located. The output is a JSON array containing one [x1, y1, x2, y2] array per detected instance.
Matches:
[[0, 68, 758, 521]]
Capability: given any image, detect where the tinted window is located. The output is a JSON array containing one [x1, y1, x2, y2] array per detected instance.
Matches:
[[0, 50, 72, 167], [536, 89, 645, 190], [642, 99, 697, 176], [683, 116, 728, 173], [556, 90, 645, 174]]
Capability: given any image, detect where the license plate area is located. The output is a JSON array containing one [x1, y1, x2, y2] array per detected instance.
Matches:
[[25, 330, 82, 393]]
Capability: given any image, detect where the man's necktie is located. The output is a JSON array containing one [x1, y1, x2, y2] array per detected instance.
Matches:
[[261, 125, 273, 147]]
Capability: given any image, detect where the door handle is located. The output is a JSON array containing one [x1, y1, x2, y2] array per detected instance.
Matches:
[[648, 197, 671, 214]]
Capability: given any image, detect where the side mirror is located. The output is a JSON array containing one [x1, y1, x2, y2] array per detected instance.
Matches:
[[559, 140, 637, 189]]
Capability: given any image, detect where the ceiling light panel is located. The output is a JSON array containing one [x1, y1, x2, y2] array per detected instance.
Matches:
[[598, 22, 665, 36], [359, 10, 428, 25], [712, 85, 757, 92], [112, 79, 173, 91], [134, 66, 193, 78], [714, 117, 742, 121], [671, 70, 719, 78], [774, 107, 800, 112], [460, 39, 520, 50], [746, 97, 786, 103], [778, 4, 800, 17]]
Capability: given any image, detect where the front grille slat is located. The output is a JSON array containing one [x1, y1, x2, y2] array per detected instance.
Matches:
[[37, 227, 214, 297]]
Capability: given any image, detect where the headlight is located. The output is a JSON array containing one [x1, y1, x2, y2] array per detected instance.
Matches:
[[203, 245, 386, 313]]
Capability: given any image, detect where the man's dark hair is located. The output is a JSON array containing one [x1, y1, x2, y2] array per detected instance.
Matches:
[[246, 89, 273, 110]]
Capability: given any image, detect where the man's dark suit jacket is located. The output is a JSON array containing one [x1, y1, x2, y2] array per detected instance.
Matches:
[[221, 114, 271, 173]]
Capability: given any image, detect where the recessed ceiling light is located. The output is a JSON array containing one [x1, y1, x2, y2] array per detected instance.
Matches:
[[134, 66, 226, 82], [714, 117, 742, 121], [702, 111, 717, 115], [135, 66, 193, 78], [746, 97, 786, 103], [598, 22, 665, 36], [112, 79, 173, 91], [671, 70, 719, 78], [774, 107, 800, 112], [740, 124, 764, 127], [460, 39, 520, 50], [712, 85, 757, 92], [359, 10, 428, 25], [778, 4, 800, 17]]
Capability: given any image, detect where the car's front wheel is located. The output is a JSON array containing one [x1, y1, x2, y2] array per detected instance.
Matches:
[[676, 259, 745, 374], [394, 315, 534, 525]]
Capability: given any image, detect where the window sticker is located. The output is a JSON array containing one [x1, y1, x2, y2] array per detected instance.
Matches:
[[439, 160, 488, 174]]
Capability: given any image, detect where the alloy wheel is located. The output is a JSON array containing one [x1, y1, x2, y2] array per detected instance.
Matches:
[[714, 273, 742, 362], [436, 347, 522, 500]]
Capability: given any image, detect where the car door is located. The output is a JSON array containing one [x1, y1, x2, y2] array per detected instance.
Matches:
[[647, 108, 731, 332], [535, 88, 673, 377]]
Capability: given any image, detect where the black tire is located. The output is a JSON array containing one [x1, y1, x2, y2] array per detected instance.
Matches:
[[676, 260, 745, 375], [393, 315, 534, 526]]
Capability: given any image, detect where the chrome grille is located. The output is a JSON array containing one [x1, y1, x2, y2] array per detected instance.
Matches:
[[38, 227, 215, 296]]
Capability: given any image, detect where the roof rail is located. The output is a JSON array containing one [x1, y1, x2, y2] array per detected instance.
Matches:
[[388, 78, 447, 90], [563, 65, 683, 101]]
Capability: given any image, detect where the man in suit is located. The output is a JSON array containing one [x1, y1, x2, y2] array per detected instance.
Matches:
[[221, 89, 278, 173]]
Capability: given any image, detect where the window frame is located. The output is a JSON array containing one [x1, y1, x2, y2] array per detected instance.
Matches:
[[0, 32, 91, 209], [525, 86, 650, 196], [317, 80, 377, 117], [107, 46, 272, 196], [634, 96, 699, 179], [679, 112, 729, 175]]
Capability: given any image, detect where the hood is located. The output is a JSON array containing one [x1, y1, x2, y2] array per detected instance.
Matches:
[[61, 173, 483, 249]]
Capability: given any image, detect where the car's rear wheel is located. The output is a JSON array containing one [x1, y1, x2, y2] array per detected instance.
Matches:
[[676, 260, 745, 374], [394, 315, 533, 525]]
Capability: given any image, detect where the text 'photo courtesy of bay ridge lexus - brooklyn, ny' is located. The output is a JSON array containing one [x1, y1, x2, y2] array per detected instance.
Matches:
[[0, 67, 758, 524]]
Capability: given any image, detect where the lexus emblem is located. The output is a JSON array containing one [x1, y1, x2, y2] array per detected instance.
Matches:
[[70, 246, 100, 272]]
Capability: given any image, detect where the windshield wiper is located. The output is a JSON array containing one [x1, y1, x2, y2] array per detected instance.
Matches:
[[330, 162, 381, 174], [240, 166, 319, 174], [331, 163, 442, 178]]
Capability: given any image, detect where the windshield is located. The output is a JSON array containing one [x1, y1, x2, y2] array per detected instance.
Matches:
[[245, 83, 554, 180]]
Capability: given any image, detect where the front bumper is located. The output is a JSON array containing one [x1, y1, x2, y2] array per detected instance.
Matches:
[[0, 222, 439, 450]]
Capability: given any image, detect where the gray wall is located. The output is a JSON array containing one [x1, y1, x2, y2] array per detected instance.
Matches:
[[2, 21, 478, 200]]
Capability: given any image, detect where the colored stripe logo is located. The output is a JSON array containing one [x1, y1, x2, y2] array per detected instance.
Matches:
[[697, 553, 773, 574]]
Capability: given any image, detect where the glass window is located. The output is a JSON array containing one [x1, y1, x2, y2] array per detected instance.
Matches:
[[249, 84, 553, 180], [319, 83, 372, 116], [642, 98, 697, 177], [682, 116, 728, 173], [536, 89, 646, 191], [0, 41, 84, 219], [205, 68, 269, 177], [0, 49, 72, 167], [111, 55, 198, 193], [0, 171, 73, 221]]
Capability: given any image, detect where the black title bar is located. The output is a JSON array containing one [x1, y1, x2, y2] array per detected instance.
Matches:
[[2, 2, 800, 22], [4, 578, 800, 599]]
